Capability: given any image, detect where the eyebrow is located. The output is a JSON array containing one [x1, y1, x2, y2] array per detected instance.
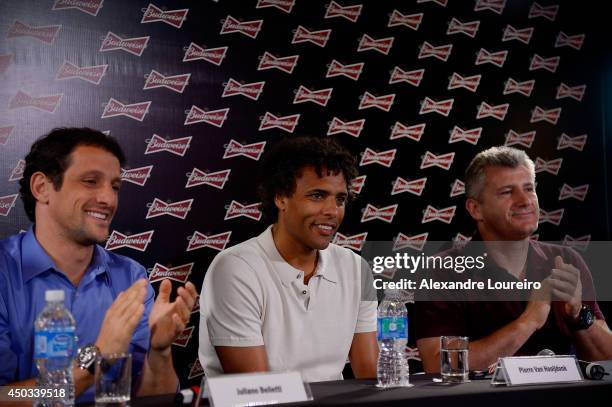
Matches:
[[496, 182, 534, 191], [306, 188, 347, 196]]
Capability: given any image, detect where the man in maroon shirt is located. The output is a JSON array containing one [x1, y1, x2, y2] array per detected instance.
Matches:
[[415, 146, 612, 372]]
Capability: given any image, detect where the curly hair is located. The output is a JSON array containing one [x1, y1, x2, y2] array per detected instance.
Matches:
[[19, 127, 126, 222], [258, 136, 358, 222]]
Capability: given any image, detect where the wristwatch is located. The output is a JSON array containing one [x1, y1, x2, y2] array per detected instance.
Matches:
[[568, 305, 595, 331], [76, 343, 100, 375]]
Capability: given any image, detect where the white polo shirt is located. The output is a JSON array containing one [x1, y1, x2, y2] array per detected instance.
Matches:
[[198, 226, 377, 382]]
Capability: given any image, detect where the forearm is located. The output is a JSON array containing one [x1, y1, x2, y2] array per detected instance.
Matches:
[[573, 320, 612, 361], [348, 332, 379, 379], [137, 348, 178, 396]]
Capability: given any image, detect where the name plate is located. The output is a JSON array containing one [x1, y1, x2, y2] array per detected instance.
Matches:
[[492, 356, 583, 386], [205, 371, 311, 407]]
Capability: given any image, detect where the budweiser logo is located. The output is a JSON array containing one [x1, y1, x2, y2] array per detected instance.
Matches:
[[52, 0, 104, 16], [188, 358, 204, 380], [528, 2, 558, 21], [447, 72, 481, 92], [183, 43, 227, 65], [184, 106, 229, 127], [259, 112, 300, 133], [325, 1, 362, 22], [187, 231, 232, 251], [529, 54, 560, 73], [534, 157, 563, 175], [9, 90, 63, 113], [292, 25, 332, 47], [7, 21, 61, 44], [390, 122, 426, 141], [447, 17, 480, 38], [146, 198, 193, 220], [0, 126, 15, 145], [476, 102, 509, 121], [504, 78, 535, 97], [8, 160, 25, 182], [530, 106, 561, 125], [420, 151, 455, 170], [350, 175, 367, 194], [361, 204, 398, 223], [563, 235, 591, 252], [258, 52, 299, 74], [393, 232, 428, 252], [220, 15, 263, 39], [149, 263, 193, 284], [357, 34, 394, 55], [449, 126, 482, 145], [106, 230, 154, 251], [172, 326, 195, 347], [502, 25, 534, 44], [56, 61, 108, 84], [144, 70, 190, 93], [186, 168, 231, 189], [474, 0, 506, 15], [505, 130, 536, 148], [101, 98, 151, 121], [0, 194, 19, 216], [450, 179, 465, 197], [121, 165, 153, 186], [555, 32, 585, 51], [225, 201, 262, 221], [418, 41, 453, 61], [100, 32, 149, 56], [539, 208, 564, 226], [222, 78, 265, 100], [422, 205, 456, 224], [557, 133, 587, 151], [332, 232, 367, 251], [392, 177, 427, 196], [145, 134, 191, 156], [419, 97, 454, 116], [556, 83, 586, 102], [475, 48, 508, 67], [389, 67, 424, 86], [559, 184, 589, 201], [359, 92, 395, 112], [326, 60, 364, 81], [327, 117, 365, 137], [256, 0, 295, 13], [293, 85, 333, 106], [360, 148, 396, 168], [141, 3, 189, 28], [0, 54, 12, 75], [417, 0, 448, 6], [388, 10, 423, 30], [223, 140, 266, 161]]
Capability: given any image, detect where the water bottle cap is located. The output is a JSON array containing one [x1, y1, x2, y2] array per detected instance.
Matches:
[[45, 290, 65, 302]]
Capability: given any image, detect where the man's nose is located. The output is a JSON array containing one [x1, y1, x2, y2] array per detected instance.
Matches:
[[97, 183, 117, 206], [321, 196, 340, 216]]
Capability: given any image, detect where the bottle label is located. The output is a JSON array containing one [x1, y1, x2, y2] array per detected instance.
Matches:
[[34, 327, 76, 359], [377, 316, 408, 340]]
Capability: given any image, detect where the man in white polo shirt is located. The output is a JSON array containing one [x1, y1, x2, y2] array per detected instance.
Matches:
[[198, 136, 378, 381]]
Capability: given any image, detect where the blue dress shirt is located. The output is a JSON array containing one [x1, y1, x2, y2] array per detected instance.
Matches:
[[0, 228, 154, 403]]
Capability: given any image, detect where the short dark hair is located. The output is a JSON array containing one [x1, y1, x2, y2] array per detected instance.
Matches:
[[19, 127, 126, 222], [258, 136, 358, 222]]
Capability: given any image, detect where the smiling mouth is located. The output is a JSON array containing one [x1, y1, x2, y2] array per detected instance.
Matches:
[[313, 223, 337, 235], [86, 210, 110, 222]]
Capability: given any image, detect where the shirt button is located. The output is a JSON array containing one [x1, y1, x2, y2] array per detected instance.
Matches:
[[302, 290, 307, 295], [296, 274, 301, 279]]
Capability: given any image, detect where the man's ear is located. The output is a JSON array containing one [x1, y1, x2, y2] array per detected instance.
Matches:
[[30, 172, 52, 205], [274, 194, 287, 213], [465, 198, 483, 222]]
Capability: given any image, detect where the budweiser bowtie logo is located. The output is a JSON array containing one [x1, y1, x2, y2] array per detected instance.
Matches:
[[359, 92, 395, 112], [56, 61, 108, 84], [258, 52, 299, 74], [9, 90, 63, 113], [563, 235, 591, 252], [361, 204, 398, 223], [327, 117, 365, 137], [220, 16, 263, 39], [0, 126, 15, 145], [326, 60, 364, 81], [535, 157, 563, 175], [256, 0, 295, 13], [418, 41, 453, 61], [121, 165, 153, 186], [556, 83, 586, 102], [357, 34, 394, 55], [146, 198, 193, 220], [393, 232, 428, 252], [422, 205, 456, 224], [141, 4, 189, 28], [0, 194, 19, 216], [477, 102, 509, 121], [149, 263, 193, 284], [450, 179, 465, 197], [106, 230, 154, 251], [503, 78, 535, 97], [420, 151, 455, 170], [529, 54, 560, 73], [186, 168, 231, 189], [360, 148, 396, 168], [419, 97, 454, 116], [144, 70, 190, 93], [474, 0, 506, 14], [390, 122, 426, 141], [332, 232, 367, 251], [145, 134, 191, 156], [528, 2, 558, 21], [391, 177, 427, 196], [188, 358, 204, 380], [259, 112, 300, 133], [350, 175, 367, 194], [539, 208, 564, 226], [447, 73, 481, 92], [292, 25, 331, 47], [475, 48, 508, 67], [530, 106, 561, 125], [100, 32, 149, 56], [293, 85, 333, 106], [557, 133, 587, 151], [101, 98, 151, 121], [555, 32, 585, 50], [388, 10, 423, 30], [223, 140, 266, 161], [502, 25, 534, 44], [52, 0, 104, 16], [325, 1, 362, 22], [187, 231, 232, 252], [225, 201, 262, 221], [183, 43, 227, 65], [389, 67, 424, 86], [222, 78, 265, 100], [449, 126, 482, 145], [7, 21, 61, 44], [0, 54, 12, 75], [559, 184, 589, 201], [184, 106, 229, 127], [447, 18, 480, 38], [172, 326, 195, 347], [8, 160, 24, 181], [505, 130, 536, 148], [417, 0, 448, 6]]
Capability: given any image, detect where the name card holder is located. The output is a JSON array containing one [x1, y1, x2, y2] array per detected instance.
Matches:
[[491, 355, 583, 386]]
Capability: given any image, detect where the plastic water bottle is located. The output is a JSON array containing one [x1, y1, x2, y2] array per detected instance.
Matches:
[[376, 290, 410, 388], [34, 290, 76, 406]]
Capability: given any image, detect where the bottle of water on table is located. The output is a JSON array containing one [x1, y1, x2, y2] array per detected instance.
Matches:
[[34, 289, 76, 406]]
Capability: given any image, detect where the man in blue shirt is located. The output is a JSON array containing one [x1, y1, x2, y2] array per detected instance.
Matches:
[[0, 127, 197, 402]]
